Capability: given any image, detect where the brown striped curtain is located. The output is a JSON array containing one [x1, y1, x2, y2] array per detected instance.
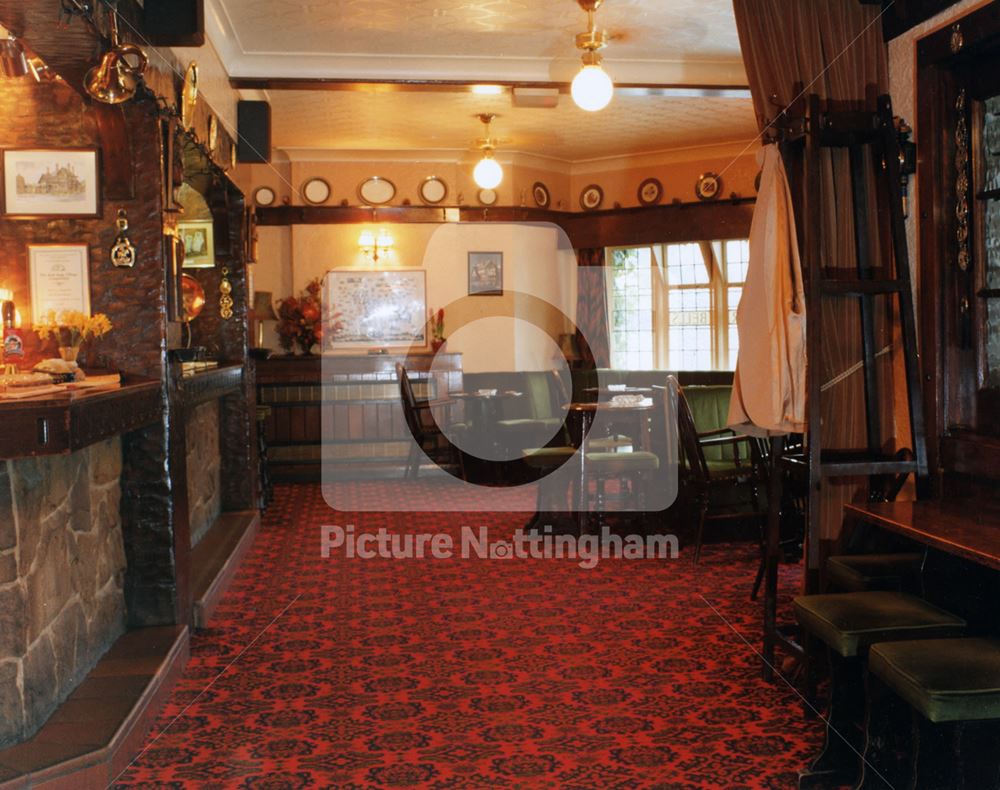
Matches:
[[575, 248, 610, 369], [732, 0, 900, 543]]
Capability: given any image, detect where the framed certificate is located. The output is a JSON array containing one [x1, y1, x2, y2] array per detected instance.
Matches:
[[28, 244, 91, 320]]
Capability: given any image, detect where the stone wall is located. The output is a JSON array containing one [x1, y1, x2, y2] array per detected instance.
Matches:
[[186, 400, 222, 546], [0, 439, 126, 748]]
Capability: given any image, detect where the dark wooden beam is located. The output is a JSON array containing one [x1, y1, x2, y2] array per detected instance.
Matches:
[[869, 0, 965, 41], [229, 77, 749, 95], [256, 199, 755, 248]]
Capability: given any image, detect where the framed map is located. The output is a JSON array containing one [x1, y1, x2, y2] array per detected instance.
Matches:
[[325, 269, 427, 350]]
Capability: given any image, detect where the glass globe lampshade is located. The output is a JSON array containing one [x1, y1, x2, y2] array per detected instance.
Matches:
[[571, 63, 614, 112], [473, 154, 503, 189]]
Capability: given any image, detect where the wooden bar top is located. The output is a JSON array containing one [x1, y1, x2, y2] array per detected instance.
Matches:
[[845, 499, 1000, 571], [0, 376, 161, 459]]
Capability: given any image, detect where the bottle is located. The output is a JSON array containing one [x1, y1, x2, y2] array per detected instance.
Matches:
[[2, 300, 23, 363]]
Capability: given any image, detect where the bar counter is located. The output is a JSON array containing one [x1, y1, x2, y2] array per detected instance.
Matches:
[[0, 375, 162, 459]]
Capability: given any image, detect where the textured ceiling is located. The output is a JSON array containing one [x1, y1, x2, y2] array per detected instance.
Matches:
[[210, 0, 754, 161], [270, 90, 758, 161], [217, 0, 742, 61]]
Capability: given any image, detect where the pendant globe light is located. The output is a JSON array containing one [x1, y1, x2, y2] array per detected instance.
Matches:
[[571, 0, 613, 112], [473, 113, 503, 190]]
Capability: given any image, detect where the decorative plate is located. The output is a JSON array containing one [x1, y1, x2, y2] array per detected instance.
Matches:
[[580, 184, 603, 211], [418, 176, 447, 204], [358, 176, 396, 205], [532, 181, 550, 209], [477, 188, 498, 206], [229, 141, 238, 170], [695, 172, 722, 201], [181, 61, 198, 131], [637, 177, 663, 206], [302, 178, 331, 205], [254, 186, 276, 207], [180, 274, 206, 322], [207, 114, 218, 152]]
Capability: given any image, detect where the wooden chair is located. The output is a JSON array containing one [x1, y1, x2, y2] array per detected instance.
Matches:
[[395, 363, 464, 480], [675, 382, 766, 562]]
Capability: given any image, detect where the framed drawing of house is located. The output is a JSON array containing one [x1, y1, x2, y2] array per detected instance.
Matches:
[[468, 251, 503, 296], [2, 149, 100, 217]]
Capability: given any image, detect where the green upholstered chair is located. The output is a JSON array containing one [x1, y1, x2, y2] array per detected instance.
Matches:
[[396, 363, 466, 479], [858, 638, 1000, 789], [496, 370, 569, 452], [792, 591, 966, 786], [676, 384, 765, 562]]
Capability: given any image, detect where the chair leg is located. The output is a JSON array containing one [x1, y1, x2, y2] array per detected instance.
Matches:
[[854, 673, 905, 790], [908, 715, 958, 790], [405, 443, 421, 479], [799, 651, 864, 787], [693, 496, 708, 563], [750, 551, 765, 601]]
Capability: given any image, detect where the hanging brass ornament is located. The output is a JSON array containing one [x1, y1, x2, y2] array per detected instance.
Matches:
[[110, 209, 136, 268], [219, 267, 234, 320]]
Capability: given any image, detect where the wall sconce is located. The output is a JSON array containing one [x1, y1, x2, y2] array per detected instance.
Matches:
[[0, 289, 20, 327], [358, 228, 394, 263], [0, 33, 28, 78]]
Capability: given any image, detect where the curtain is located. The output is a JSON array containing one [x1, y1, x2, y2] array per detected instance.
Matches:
[[575, 247, 610, 369], [731, 0, 898, 542]]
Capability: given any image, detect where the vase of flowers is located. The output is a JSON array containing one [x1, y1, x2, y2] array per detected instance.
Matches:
[[276, 279, 343, 355], [430, 307, 446, 352], [35, 310, 113, 363]]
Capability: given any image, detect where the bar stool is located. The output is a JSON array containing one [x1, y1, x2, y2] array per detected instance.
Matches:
[[792, 591, 966, 787], [858, 637, 1000, 789], [826, 552, 925, 592]]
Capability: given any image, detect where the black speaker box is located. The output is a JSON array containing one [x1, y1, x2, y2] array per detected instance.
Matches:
[[142, 0, 205, 47], [237, 101, 271, 164]]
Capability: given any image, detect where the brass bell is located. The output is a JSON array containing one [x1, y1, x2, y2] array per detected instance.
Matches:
[[84, 7, 147, 105]]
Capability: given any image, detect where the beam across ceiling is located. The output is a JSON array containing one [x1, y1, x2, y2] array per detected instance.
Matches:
[[229, 77, 751, 98]]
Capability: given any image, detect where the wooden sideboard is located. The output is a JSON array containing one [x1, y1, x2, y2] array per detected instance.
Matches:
[[255, 353, 463, 481]]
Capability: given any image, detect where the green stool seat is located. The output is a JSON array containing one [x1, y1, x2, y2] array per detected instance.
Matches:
[[827, 552, 924, 592], [522, 446, 576, 468], [793, 592, 966, 658], [497, 417, 565, 431], [870, 638, 1000, 724], [585, 451, 659, 474]]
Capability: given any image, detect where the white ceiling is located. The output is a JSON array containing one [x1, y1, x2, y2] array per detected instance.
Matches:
[[206, 0, 755, 162]]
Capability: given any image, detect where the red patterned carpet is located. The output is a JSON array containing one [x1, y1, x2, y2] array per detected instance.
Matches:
[[113, 482, 818, 789]]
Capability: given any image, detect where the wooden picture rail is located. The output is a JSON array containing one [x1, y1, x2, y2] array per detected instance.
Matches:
[[256, 199, 756, 249]]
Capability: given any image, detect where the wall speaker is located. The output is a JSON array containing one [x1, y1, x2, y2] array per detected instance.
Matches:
[[142, 0, 205, 47], [237, 101, 271, 164]]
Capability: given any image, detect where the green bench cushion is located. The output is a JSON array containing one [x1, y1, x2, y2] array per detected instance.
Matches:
[[826, 553, 925, 592], [682, 386, 736, 462], [522, 446, 576, 468], [497, 417, 564, 431], [792, 592, 966, 658], [870, 638, 1000, 723]]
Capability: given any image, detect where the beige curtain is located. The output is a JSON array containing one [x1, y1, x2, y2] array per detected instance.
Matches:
[[731, 0, 899, 542]]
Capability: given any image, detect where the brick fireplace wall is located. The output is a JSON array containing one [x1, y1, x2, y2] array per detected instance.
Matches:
[[0, 439, 126, 748]]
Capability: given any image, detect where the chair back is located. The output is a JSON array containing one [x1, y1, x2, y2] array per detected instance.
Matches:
[[680, 385, 736, 462], [395, 363, 422, 438], [674, 379, 711, 484]]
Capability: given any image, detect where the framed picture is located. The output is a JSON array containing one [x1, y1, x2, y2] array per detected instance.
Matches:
[[326, 269, 427, 350], [178, 220, 215, 268], [28, 244, 91, 321], [468, 251, 503, 296], [3, 149, 99, 217]]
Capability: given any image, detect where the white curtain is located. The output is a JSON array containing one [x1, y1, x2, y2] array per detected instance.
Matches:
[[728, 144, 806, 435]]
